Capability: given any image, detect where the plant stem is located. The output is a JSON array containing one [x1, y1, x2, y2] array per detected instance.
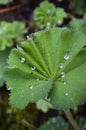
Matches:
[[64, 110, 81, 130], [22, 119, 38, 130]]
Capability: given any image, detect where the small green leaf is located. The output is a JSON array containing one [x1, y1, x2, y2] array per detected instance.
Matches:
[[0, 0, 13, 4], [34, 1, 67, 28], [56, 8, 67, 25], [0, 38, 13, 51], [39, 116, 68, 130], [69, 13, 86, 34], [0, 21, 27, 50]]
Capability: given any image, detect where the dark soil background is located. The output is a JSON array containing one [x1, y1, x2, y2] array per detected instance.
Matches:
[[0, 0, 86, 130]]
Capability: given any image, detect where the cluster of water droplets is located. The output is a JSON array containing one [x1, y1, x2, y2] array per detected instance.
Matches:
[[59, 53, 70, 78], [58, 53, 70, 96]]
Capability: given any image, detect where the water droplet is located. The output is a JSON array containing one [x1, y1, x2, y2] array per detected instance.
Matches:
[[61, 72, 65, 78], [8, 87, 11, 90], [59, 63, 63, 69], [20, 57, 26, 63], [63, 81, 66, 85], [52, 118, 56, 123], [64, 53, 70, 60], [29, 85, 33, 89], [36, 78, 39, 81], [65, 93, 68, 96], [31, 66, 36, 71]]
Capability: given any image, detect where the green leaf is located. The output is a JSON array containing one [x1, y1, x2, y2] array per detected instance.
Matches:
[[39, 116, 68, 130], [34, 1, 67, 28], [0, 38, 13, 51], [51, 48, 86, 109], [0, 48, 11, 87], [0, 0, 13, 4], [5, 27, 86, 109], [56, 8, 67, 25], [0, 21, 27, 50], [69, 13, 86, 34], [6, 68, 52, 109]]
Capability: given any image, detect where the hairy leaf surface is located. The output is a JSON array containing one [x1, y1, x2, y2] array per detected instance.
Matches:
[[5, 28, 86, 109]]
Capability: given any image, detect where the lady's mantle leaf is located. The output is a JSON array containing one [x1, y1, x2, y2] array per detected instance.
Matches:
[[39, 116, 68, 130], [5, 28, 86, 109], [34, 1, 67, 28]]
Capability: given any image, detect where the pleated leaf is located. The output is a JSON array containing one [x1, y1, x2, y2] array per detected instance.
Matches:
[[5, 28, 86, 109]]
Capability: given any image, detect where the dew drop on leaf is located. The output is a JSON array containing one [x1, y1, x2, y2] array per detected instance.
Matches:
[[60, 72, 65, 78], [59, 63, 63, 69], [64, 53, 70, 60], [31, 66, 36, 71], [36, 78, 40, 81], [7, 87, 11, 90], [29, 85, 33, 89], [20, 57, 26, 63], [65, 93, 68, 96], [63, 81, 66, 85]]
